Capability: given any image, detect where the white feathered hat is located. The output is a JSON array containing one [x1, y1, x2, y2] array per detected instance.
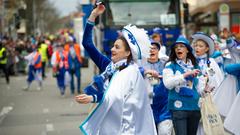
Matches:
[[122, 24, 151, 64]]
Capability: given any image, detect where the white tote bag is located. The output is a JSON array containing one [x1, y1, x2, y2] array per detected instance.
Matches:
[[200, 94, 225, 135]]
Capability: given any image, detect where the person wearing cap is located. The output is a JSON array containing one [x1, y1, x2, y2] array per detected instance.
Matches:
[[151, 33, 169, 61], [142, 40, 173, 135], [75, 4, 157, 135], [51, 42, 69, 97], [64, 36, 83, 95], [162, 35, 204, 135], [22, 39, 42, 91], [192, 32, 224, 96]]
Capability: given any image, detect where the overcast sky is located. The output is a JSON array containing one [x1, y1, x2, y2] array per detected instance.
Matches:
[[49, 0, 79, 17]]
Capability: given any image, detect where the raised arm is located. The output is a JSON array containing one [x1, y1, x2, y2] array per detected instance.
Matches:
[[82, 4, 111, 72]]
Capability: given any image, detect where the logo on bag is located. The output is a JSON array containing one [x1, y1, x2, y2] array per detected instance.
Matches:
[[207, 114, 218, 126]]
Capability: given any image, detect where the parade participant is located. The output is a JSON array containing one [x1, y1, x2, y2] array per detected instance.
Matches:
[[0, 40, 10, 86], [222, 33, 240, 135], [22, 39, 42, 91], [210, 34, 225, 71], [64, 36, 83, 95], [192, 33, 224, 95], [38, 39, 48, 79], [162, 36, 204, 135], [51, 43, 69, 97], [143, 40, 173, 135], [213, 32, 240, 118], [75, 4, 157, 135], [191, 33, 224, 135], [151, 33, 168, 61]]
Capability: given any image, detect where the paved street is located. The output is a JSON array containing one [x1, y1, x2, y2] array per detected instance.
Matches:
[[0, 67, 95, 135]]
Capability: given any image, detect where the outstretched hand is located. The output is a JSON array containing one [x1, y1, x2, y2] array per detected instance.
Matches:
[[75, 94, 93, 104]]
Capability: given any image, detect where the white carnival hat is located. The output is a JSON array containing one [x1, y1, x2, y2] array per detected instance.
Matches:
[[122, 24, 151, 64], [192, 32, 215, 56]]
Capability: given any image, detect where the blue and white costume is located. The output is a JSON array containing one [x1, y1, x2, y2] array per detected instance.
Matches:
[[222, 38, 240, 135], [143, 59, 173, 135], [80, 21, 157, 135], [191, 33, 224, 96], [192, 33, 224, 135], [163, 60, 202, 111], [24, 48, 42, 90], [213, 37, 240, 119]]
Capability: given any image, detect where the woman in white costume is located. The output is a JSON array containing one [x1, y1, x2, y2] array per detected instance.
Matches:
[[191, 33, 224, 96], [213, 32, 240, 119], [222, 34, 240, 135], [191, 33, 224, 135], [75, 4, 157, 135]]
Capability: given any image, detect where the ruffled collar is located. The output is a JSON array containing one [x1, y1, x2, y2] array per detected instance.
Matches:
[[196, 54, 207, 60]]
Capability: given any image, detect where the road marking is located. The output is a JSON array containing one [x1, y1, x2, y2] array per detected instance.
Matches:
[[0, 106, 13, 124], [46, 124, 54, 132]]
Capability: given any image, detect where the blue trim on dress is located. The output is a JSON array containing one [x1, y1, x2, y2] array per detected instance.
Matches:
[[79, 72, 118, 135]]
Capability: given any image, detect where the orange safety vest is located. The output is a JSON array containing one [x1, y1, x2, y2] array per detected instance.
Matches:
[[55, 50, 69, 69], [34, 52, 42, 69], [64, 44, 83, 63]]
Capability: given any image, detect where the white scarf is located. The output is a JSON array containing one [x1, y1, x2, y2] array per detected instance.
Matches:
[[176, 59, 194, 72], [102, 59, 128, 89], [196, 54, 211, 76]]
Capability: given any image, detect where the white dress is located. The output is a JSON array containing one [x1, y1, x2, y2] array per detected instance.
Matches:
[[222, 39, 240, 135], [224, 92, 240, 135], [80, 63, 157, 135], [213, 38, 240, 117], [213, 75, 238, 117], [196, 57, 224, 135]]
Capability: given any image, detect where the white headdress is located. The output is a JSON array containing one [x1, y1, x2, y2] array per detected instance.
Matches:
[[122, 24, 151, 66]]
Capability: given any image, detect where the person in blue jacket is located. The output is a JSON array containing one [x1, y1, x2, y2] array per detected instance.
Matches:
[[143, 40, 173, 135], [162, 36, 205, 135]]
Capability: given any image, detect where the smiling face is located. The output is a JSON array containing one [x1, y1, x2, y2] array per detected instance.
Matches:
[[111, 39, 131, 63], [174, 43, 189, 61], [193, 40, 209, 56]]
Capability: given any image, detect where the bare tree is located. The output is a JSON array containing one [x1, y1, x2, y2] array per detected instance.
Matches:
[[24, 0, 61, 35]]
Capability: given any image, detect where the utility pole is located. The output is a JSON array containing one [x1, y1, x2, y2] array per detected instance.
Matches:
[[1, 0, 5, 35], [33, 0, 36, 36]]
